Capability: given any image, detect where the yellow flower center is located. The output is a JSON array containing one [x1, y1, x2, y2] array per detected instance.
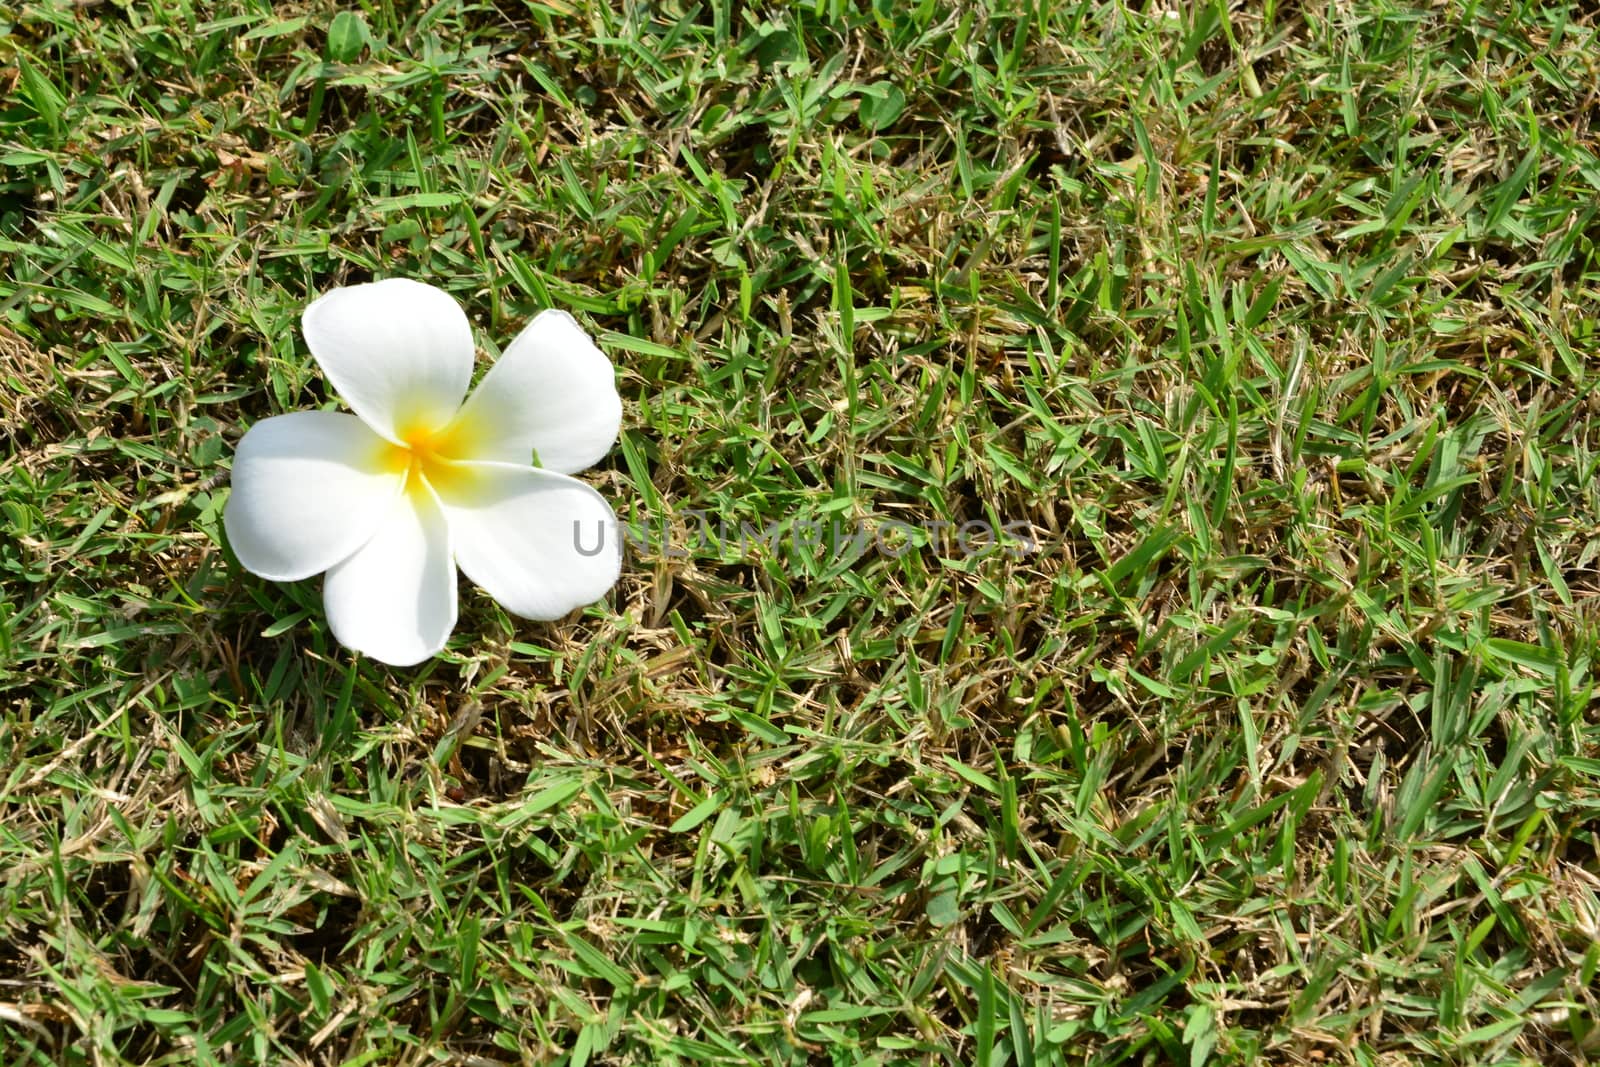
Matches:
[[381, 421, 474, 499]]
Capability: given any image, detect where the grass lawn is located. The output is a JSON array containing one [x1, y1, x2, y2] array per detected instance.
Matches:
[[4, 0, 1600, 1063]]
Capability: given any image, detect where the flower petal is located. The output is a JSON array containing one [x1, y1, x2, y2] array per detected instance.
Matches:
[[224, 411, 403, 581], [323, 484, 457, 666], [301, 278, 476, 442], [432, 460, 620, 620], [443, 309, 621, 474]]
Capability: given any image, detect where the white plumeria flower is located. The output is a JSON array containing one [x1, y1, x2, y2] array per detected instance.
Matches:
[[223, 278, 623, 666]]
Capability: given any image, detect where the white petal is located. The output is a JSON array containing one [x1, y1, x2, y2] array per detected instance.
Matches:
[[224, 411, 404, 581], [301, 278, 476, 442], [323, 484, 458, 666], [432, 460, 620, 620], [443, 309, 621, 474]]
